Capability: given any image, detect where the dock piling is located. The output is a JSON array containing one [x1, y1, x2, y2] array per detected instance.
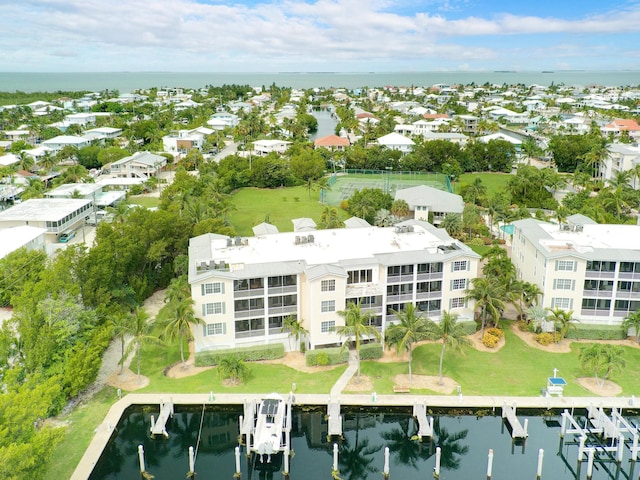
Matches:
[[434, 446, 441, 478], [586, 448, 595, 479], [138, 445, 145, 473], [188, 446, 195, 474], [284, 446, 290, 475], [235, 446, 241, 475], [383, 446, 390, 476], [486, 449, 494, 479], [536, 448, 544, 479], [333, 443, 339, 472]]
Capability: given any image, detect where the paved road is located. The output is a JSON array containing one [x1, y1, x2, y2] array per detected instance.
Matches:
[[212, 141, 238, 162]]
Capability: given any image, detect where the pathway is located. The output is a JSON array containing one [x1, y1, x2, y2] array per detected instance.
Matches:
[[329, 351, 358, 397]]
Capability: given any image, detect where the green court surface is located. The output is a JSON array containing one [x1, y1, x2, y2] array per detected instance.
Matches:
[[322, 171, 450, 206]]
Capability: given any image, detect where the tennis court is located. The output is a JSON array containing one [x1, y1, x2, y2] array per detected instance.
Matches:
[[321, 170, 450, 206]]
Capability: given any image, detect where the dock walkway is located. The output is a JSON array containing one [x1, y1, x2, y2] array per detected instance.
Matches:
[[501, 403, 527, 439], [150, 398, 174, 438], [412, 402, 433, 438]]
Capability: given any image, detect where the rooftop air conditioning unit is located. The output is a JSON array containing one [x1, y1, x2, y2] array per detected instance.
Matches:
[[234, 236, 241, 246], [295, 236, 301, 245], [227, 238, 233, 247], [308, 234, 314, 243]]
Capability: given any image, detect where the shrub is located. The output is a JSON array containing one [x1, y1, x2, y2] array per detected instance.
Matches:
[[459, 321, 479, 335], [305, 347, 349, 366], [535, 332, 556, 346], [565, 324, 626, 340], [340, 200, 349, 210], [469, 237, 484, 246], [359, 343, 383, 360], [515, 320, 529, 332], [486, 327, 504, 339], [195, 344, 284, 366], [482, 332, 499, 348]]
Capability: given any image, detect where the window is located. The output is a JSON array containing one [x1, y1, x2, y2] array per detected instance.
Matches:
[[204, 322, 225, 336], [451, 278, 467, 290], [387, 283, 413, 296], [554, 279, 574, 290], [551, 297, 572, 309], [234, 277, 264, 291], [581, 298, 611, 310], [417, 281, 442, 293], [452, 260, 468, 272], [321, 321, 335, 333], [234, 298, 264, 312], [416, 299, 441, 312], [202, 282, 224, 295], [321, 279, 336, 292], [586, 260, 616, 272], [268, 275, 297, 288], [555, 260, 575, 272], [268, 294, 297, 308], [235, 318, 265, 337], [202, 302, 225, 315], [347, 269, 373, 284], [418, 262, 443, 274], [321, 300, 335, 313], [387, 265, 414, 277], [618, 281, 640, 292], [449, 297, 466, 309]]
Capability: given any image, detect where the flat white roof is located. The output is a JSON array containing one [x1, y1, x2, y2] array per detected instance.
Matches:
[[191, 221, 476, 274], [46, 183, 103, 197], [538, 223, 640, 252], [0, 226, 46, 259], [0, 198, 92, 222]]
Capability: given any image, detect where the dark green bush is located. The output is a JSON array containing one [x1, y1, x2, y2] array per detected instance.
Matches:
[[565, 324, 626, 340], [360, 342, 383, 360], [305, 347, 349, 366], [459, 321, 478, 335], [195, 343, 284, 366]]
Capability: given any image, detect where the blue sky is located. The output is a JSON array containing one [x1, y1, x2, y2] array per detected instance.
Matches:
[[2, 0, 640, 72]]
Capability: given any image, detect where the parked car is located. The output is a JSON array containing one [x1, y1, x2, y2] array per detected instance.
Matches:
[[59, 230, 76, 243]]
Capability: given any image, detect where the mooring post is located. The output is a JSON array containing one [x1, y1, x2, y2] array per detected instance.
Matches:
[[434, 446, 441, 477], [333, 443, 339, 472], [188, 446, 195, 474], [561, 410, 568, 438], [586, 449, 595, 479], [617, 434, 625, 463], [372, 392, 377, 403], [150, 415, 155, 433], [235, 446, 241, 475], [138, 445, 146, 473], [209, 391, 215, 402], [284, 446, 290, 475], [578, 436, 586, 460], [383, 446, 390, 476], [486, 449, 494, 479], [536, 448, 544, 479], [632, 430, 639, 461], [524, 418, 529, 436]]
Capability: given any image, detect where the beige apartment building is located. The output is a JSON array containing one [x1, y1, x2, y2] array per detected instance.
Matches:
[[512, 215, 640, 326], [188, 220, 480, 353]]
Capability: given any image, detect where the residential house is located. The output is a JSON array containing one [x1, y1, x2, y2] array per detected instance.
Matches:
[[108, 151, 167, 179], [252, 139, 291, 156], [394, 185, 464, 225], [376, 133, 414, 153]]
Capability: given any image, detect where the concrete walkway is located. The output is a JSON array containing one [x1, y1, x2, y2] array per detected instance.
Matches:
[[329, 352, 358, 397]]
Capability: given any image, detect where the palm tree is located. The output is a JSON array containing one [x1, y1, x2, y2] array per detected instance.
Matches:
[[18, 151, 34, 171], [465, 277, 506, 335], [579, 344, 626, 387], [546, 308, 576, 342], [440, 213, 463, 238], [622, 310, 640, 343], [429, 311, 471, 385], [386, 304, 431, 381], [39, 150, 58, 172], [164, 275, 190, 306], [110, 312, 131, 374], [217, 354, 248, 384], [318, 206, 343, 229], [390, 199, 410, 218], [163, 298, 203, 366], [124, 307, 164, 381], [281, 315, 309, 351], [336, 302, 382, 383]]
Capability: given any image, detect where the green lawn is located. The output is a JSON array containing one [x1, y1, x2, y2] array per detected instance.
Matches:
[[456, 173, 512, 198], [230, 186, 332, 236], [45, 387, 120, 479], [126, 195, 161, 208], [358, 327, 640, 396]]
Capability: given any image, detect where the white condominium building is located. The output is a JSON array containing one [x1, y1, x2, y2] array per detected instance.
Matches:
[[512, 215, 640, 325], [188, 220, 480, 353]]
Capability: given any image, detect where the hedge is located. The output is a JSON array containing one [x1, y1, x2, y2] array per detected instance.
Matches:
[[305, 347, 349, 366], [195, 343, 285, 366], [360, 342, 384, 360], [460, 321, 479, 336], [565, 324, 626, 340]]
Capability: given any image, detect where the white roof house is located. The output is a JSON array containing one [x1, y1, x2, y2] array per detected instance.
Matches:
[[377, 133, 414, 153], [252, 139, 291, 156], [108, 152, 167, 179], [394, 185, 464, 225], [188, 220, 480, 353], [0, 198, 93, 242], [41, 135, 91, 152], [0, 225, 47, 260]]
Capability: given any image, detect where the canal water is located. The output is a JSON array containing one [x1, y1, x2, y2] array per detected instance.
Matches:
[[310, 110, 338, 140], [89, 405, 640, 480]]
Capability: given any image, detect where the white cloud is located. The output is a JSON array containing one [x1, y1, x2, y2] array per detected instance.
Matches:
[[1, 0, 640, 71]]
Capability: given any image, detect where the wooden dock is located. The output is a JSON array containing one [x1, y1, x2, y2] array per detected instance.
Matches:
[[327, 399, 342, 436], [412, 403, 433, 438], [150, 398, 174, 438], [501, 403, 527, 439]]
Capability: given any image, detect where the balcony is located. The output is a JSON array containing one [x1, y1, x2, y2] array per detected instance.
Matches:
[[235, 329, 266, 339], [386, 293, 413, 302], [582, 290, 613, 298], [267, 305, 297, 315], [267, 285, 297, 295], [234, 288, 264, 298], [584, 271, 615, 279], [415, 291, 442, 301], [416, 272, 443, 281], [387, 274, 414, 284], [235, 309, 265, 319], [580, 309, 611, 317]]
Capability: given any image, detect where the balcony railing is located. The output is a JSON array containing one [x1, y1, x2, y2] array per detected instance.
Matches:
[[235, 330, 266, 339], [267, 305, 297, 315], [386, 293, 413, 302], [268, 285, 297, 295], [387, 274, 415, 284], [416, 272, 443, 281], [234, 288, 264, 298], [415, 291, 442, 301], [234, 309, 265, 319], [582, 290, 613, 298]]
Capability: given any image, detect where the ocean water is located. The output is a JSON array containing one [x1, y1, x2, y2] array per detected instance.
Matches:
[[1, 71, 639, 94]]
